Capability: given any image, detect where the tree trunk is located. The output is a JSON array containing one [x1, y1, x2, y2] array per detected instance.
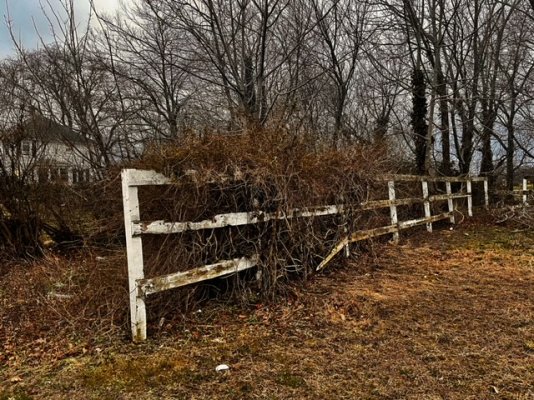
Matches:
[[436, 71, 451, 175], [479, 102, 496, 182], [506, 124, 515, 191], [411, 68, 428, 174]]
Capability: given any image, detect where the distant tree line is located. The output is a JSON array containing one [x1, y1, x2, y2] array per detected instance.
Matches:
[[0, 0, 533, 188]]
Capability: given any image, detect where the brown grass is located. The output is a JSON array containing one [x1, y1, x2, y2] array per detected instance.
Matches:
[[1, 219, 533, 399]]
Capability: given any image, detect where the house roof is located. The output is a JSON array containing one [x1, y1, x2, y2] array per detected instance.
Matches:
[[20, 114, 86, 145]]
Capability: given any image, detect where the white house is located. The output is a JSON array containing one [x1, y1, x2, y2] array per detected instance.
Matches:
[[0, 114, 92, 184]]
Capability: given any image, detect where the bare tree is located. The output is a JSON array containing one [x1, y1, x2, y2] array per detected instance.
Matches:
[[310, 0, 373, 147], [8, 0, 124, 174], [94, 0, 194, 141]]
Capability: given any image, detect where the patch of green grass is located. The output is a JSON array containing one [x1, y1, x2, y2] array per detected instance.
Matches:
[[0, 391, 34, 400], [524, 341, 534, 353], [275, 371, 307, 388], [457, 226, 534, 252], [77, 354, 192, 393]]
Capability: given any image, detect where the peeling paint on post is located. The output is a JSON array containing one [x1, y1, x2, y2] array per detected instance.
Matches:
[[388, 181, 399, 243], [446, 181, 455, 224], [122, 169, 147, 342], [467, 180, 473, 217], [422, 180, 432, 232], [343, 225, 350, 258]]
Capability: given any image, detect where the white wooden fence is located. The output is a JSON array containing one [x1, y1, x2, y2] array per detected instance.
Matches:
[[122, 169, 488, 342], [520, 177, 533, 205], [496, 177, 533, 205]]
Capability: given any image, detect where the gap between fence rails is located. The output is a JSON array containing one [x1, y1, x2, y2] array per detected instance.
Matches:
[[122, 169, 489, 342]]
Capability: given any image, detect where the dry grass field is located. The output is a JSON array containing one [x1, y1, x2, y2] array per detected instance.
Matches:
[[1, 219, 533, 399]]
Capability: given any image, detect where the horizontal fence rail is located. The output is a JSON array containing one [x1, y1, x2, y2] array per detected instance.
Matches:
[[494, 177, 533, 205], [122, 169, 489, 342]]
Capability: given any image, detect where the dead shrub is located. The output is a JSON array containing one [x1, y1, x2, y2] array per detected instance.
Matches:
[[1, 129, 410, 340], [108, 129, 399, 326]]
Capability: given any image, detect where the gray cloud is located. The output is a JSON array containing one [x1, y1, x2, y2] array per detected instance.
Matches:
[[0, 0, 94, 58]]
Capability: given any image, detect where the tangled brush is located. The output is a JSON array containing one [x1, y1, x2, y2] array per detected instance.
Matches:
[[121, 129, 397, 325]]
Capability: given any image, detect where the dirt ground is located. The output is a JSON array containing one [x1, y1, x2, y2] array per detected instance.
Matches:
[[1, 220, 533, 399]]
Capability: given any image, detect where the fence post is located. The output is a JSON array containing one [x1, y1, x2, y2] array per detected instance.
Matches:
[[343, 225, 350, 258], [483, 179, 489, 209], [446, 181, 455, 224], [467, 179, 473, 217], [422, 180, 432, 232], [121, 169, 147, 342], [388, 180, 399, 243], [523, 178, 528, 205]]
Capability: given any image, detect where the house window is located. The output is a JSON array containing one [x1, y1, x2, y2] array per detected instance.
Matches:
[[50, 168, 59, 182], [38, 167, 49, 183], [59, 167, 69, 182], [73, 168, 90, 184]]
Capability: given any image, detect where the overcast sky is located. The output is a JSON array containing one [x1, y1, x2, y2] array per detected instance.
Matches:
[[0, 0, 123, 57]]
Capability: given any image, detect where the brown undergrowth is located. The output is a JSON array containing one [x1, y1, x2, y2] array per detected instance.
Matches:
[[130, 131, 392, 299], [1, 220, 533, 399], [89, 130, 400, 325]]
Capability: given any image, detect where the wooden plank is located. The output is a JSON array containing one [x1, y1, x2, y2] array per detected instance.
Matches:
[[380, 174, 486, 183], [315, 237, 350, 272], [137, 256, 259, 296], [360, 197, 423, 210], [445, 182, 455, 224], [133, 205, 344, 235], [343, 225, 350, 258], [316, 224, 399, 271], [398, 212, 452, 229], [429, 193, 469, 201], [121, 169, 147, 343], [125, 169, 487, 187], [505, 189, 532, 194], [467, 180, 473, 217], [133, 198, 431, 237], [349, 224, 400, 241], [468, 177, 487, 182], [125, 169, 486, 187], [316, 213, 453, 272], [422, 180, 432, 232], [124, 169, 172, 186], [388, 181, 399, 243]]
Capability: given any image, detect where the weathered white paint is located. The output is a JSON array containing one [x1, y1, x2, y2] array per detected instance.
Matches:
[[138, 256, 259, 296], [126, 169, 173, 186], [122, 169, 488, 341], [343, 225, 350, 258], [132, 205, 344, 236], [316, 212, 453, 272], [523, 178, 528, 205], [381, 174, 486, 183], [429, 193, 469, 201], [399, 212, 452, 229], [388, 181, 399, 243], [484, 180, 489, 209], [467, 180, 473, 217], [446, 182, 455, 224], [121, 169, 147, 343], [133, 195, 470, 237], [422, 180, 432, 232]]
